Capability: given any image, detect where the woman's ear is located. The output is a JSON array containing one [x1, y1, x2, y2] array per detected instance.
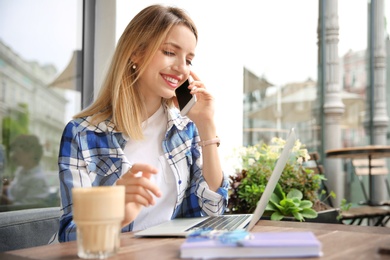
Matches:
[[131, 50, 142, 64], [129, 53, 140, 71]]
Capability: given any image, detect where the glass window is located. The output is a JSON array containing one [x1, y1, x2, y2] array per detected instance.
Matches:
[[242, 0, 373, 150], [242, 1, 390, 206], [1, 0, 387, 212], [0, 0, 82, 212]]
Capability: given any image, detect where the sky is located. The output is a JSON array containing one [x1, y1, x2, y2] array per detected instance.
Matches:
[[0, 0, 81, 73]]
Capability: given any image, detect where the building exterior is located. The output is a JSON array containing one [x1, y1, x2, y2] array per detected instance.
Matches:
[[0, 40, 68, 174]]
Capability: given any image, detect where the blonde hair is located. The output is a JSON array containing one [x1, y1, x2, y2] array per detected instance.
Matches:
[[74, 4, 198, 139]]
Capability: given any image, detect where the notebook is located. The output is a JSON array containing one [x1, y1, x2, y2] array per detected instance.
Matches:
[[134, 128, 296, 237]]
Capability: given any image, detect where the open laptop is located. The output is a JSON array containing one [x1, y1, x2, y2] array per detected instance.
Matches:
[[134, 128, 296, 237]]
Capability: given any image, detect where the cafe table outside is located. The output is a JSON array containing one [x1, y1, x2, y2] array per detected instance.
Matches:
[[1, 220, 390, 260], [326, 145, 390, 206]]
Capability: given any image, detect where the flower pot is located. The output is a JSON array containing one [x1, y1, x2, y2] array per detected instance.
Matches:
[[260, 203, 341, 224]]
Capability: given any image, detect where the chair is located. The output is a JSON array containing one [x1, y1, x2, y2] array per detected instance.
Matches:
[[351, 158, 390, 206], [339, 158, 390, 226], [306, 152, 333, 207], [306, 153, 390, 226], [340, 206, 390, 226], [0, 207, 60, 252]]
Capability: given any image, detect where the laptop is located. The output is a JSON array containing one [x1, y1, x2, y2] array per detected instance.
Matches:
[[134, 128, 296, 237]]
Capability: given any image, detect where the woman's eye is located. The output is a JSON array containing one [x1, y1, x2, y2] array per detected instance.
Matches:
[[163, 50, 174, 56], [163, 49, 192, 66]]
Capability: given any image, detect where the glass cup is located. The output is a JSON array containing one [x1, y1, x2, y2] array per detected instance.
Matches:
[[72, 186, 125, 259]]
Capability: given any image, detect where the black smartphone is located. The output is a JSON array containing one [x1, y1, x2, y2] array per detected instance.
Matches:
[[175, 79, 197, 116]]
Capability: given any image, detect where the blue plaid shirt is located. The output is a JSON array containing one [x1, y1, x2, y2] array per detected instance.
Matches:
[[58, 105, 229, 242]]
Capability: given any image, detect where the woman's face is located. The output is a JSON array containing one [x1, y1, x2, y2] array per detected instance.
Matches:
[[137, 24, 197, 106]]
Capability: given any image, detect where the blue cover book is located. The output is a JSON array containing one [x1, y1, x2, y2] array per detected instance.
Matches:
[[180, 230, 323, 259]]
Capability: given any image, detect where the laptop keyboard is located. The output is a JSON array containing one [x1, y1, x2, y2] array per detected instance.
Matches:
[[186, 215, 251, 232]]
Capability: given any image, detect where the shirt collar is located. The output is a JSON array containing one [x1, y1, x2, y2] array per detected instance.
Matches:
[[80, 102, 192, 135], [79, 116, 116, 133], [165, 102, 192, 132]]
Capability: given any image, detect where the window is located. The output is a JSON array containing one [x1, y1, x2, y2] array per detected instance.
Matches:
[[0, 0, 82, 212]]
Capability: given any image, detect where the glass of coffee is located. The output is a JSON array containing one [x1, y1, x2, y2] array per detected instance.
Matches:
[[72, 186, 125, 259]]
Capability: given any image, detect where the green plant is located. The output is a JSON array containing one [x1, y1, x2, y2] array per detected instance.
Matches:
[[265, 183, 318, 221], [228, 137, 326, 221], [336, 199, 352, 221]]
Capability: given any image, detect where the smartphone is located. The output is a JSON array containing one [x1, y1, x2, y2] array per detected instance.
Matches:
[[175, 79, 197, 116]]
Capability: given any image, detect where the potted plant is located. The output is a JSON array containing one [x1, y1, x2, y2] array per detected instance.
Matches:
[[227, 137, 340, 223], [266, 183, 318, 221]]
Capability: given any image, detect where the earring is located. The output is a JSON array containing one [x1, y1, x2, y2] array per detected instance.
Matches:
[[132, 64, 137, 70]]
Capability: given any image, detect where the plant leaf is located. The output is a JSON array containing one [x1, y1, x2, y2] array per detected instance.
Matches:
[[292, 212, 304, 221], [271, 212, 285, 221], [287, 188, 303, 200], [269, 200, 284, 211], [299, 200, 313, 209], [289, 207, 302, 213], [269, 193, 281, 205], [301, 208, 318, 218], [273, 183, 285, 200], [283, 199, 296, 208], [265, 202, 278, 211]]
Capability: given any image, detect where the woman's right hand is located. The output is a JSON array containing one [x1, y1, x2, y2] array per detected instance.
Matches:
[[116, 163, 161, 227]]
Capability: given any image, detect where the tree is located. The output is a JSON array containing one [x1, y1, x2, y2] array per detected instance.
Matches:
[[1, 103, 30, 164]]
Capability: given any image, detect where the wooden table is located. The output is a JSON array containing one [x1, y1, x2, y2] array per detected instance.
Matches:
[[326, 145, 390, 205], [1, 220, 390, 260]]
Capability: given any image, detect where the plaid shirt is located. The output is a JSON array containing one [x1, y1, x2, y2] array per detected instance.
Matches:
[[58, 105, 229, 242]]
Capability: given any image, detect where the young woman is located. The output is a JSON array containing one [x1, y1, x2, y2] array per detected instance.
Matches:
[[58, 4, 229, 242]]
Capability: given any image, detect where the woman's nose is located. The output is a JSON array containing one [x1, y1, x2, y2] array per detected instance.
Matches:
[[172, 58, 189, 74]]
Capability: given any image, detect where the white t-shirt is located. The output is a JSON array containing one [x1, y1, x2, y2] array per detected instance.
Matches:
[[123, 105, 177, 231]]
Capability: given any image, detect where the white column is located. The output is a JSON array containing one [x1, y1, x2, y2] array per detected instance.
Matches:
[[94, 0, 116, 98], [371, 0, 389, 203], [322, 0, 345, 207]]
